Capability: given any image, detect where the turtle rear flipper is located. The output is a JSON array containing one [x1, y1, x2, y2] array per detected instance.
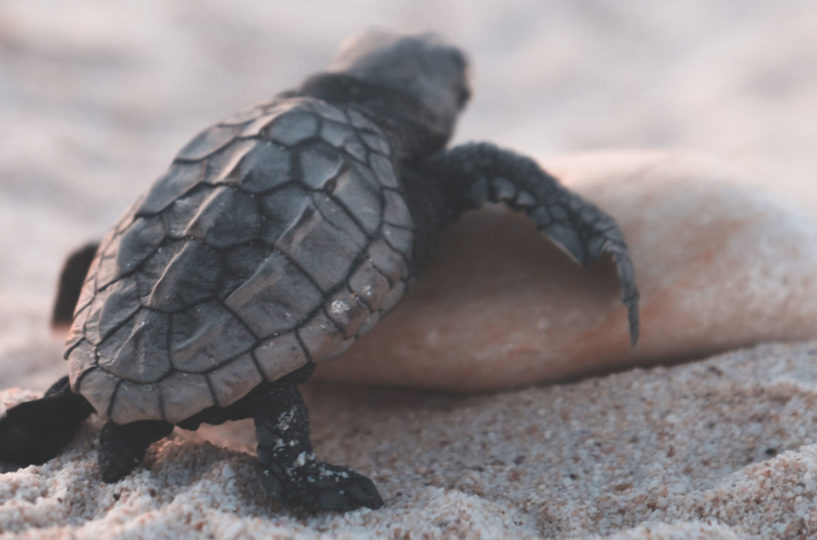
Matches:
[[51, 243, 99, 329], [420, 142, 640, 345], [254, 381, 383, 511], [0, 376, 93, 464], [98, 420, 173, 482]]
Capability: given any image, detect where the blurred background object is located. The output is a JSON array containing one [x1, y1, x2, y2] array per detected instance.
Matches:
[[1, 0, 816, 387]]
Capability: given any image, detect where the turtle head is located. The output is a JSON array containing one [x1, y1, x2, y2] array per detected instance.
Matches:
[[329, 30, 471, 149]]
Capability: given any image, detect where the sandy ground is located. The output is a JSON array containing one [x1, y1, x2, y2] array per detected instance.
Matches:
[[4, 342, 817, 539], [2, 1, 817, 538]]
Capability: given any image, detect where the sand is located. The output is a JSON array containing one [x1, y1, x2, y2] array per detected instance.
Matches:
[[2, 1, 817, 538], [4, 342, 817, 538]]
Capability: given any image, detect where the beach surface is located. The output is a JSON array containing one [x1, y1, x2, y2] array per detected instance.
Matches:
[[4, 342, 817, 538]]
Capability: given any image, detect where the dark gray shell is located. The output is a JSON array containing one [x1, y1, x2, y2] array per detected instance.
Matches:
[[64, 97, 413, 424]]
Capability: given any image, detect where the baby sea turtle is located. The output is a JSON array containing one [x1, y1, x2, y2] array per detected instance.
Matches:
[[0, 31, 639, 512]]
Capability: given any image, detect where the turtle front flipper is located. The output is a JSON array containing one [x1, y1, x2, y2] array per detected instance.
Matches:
[[254, 382, 383, 511], [51, 242, 99, 329], [420, 142, 639, 344], [0, 376, 94, 465]]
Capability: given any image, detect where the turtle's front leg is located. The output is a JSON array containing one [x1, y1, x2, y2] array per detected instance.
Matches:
[[253, 380, 383, 511], [421, 142, 639, 344]]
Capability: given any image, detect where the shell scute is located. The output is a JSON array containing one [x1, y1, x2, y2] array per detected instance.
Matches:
[[137, 162, 205, 216], [297, 312, 353, 361], [232, 141, 293, 193], [94, 251, 120, 291], [137, 240, 222, 311], [169, 300, 255, 374], [182, 187, 260, 248], [208, 353, 263, 407], [274, 205, 361, 291], [383, 224, 414, 257], [370, 153, 399, 188], [298, 143, 346, 189], [66, 341, 95, 389], [259, 185, 312, 243], [220, 243, 270, 297], [307, 99, 348, 123], [203, 139, 257, 184], [310, 192, 368, 249], [110, 381, 162, 424], [361, 132, 390, 155], [224, 251, 323, 338], [238, 113, 277, 137], [367, 238, 408, 284], [162, 186, 212, 238], [96, 309, 171, 384], [116, 216, 165, 275], [253, 332, 308, 382], [267, 109, 320, 146], [158, 372, 215, 424], [382, 188, 412, 228], [75, 368, 119, 417], [348, 260, 391, 309], [326, 288, 371, 339], [94, 280, 141, 343], [320, 120, 359, 149], [176, 124, 242, 162], [331, 163, 382, 233]]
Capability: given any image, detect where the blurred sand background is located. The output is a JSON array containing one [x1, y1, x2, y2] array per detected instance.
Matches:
[[1, 1, 817, 538]]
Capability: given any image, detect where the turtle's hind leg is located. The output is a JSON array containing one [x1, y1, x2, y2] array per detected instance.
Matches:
[[0, 376, 94, 465], [98, 420, 173, 482], [253, 372, 383, 511]]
